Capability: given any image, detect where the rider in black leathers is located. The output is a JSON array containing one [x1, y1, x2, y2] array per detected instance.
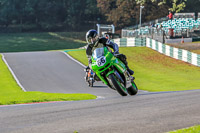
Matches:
[[85, 29, 134, 76]]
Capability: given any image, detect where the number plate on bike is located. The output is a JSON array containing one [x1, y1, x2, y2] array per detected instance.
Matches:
[[96, 56, 106, 67]]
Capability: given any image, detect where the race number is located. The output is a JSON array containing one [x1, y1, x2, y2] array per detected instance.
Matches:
[[96, 56, 106, 67]]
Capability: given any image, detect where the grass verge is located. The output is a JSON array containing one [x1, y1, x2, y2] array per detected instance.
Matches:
[[0, 32, 86, 52], [0, 54, 96, 105], [191, 49, 200, 54], [68, 47, 200, 92], [167, 125, 200, 133], [166, 42, 200, 54]]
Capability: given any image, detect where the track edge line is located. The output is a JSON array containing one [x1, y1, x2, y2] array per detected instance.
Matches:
[[60, 51, 86, 68], [1, 54, 27, 92]]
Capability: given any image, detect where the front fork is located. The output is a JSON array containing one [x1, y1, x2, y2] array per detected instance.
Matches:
[[106, 69, 126, 88], [108, 69, 134, 89], [124, 70, 135, 88]]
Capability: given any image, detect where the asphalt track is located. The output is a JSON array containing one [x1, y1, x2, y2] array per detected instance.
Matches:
[[1, 51, 200, 133]]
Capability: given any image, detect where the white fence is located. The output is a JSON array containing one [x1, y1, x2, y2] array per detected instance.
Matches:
[[113, 37, 200, 67]]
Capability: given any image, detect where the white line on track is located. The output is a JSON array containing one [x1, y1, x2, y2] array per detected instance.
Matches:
[[61, 51, 105, 99], [0, 101, 67, 108], [96, 96, 105, 99], [0, 52, 104, 108], [1, 54, 26, 92], [61, 51, 86, 68]]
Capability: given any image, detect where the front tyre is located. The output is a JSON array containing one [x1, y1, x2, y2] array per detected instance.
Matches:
[[108, 74, 127, 96], [127, 80, 138, 95]]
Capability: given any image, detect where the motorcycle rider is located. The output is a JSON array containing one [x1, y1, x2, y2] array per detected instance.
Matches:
[[85, 29, 134, 76]]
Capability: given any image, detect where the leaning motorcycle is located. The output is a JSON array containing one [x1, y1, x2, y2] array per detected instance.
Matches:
[[90, 45, 138, 96], [85, 68, 95, 87]]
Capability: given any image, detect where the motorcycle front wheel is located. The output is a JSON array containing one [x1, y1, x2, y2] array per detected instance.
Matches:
[[127, 80, 138, 95], [108, 74, 127, 96]]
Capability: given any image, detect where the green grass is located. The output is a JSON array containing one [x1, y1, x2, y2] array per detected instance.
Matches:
[[167, 125, 200, 133], [0, 54, 96, 105], [191, 50, 200, 54], [0, 32, 86, 52], [68, 47, 200, 92], [192, 41, 200, 43]]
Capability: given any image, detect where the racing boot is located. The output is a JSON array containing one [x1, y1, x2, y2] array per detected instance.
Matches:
[[116, 54, 134, 75], [126, 66, 134, 75], [84, 66, 90, 72], [84, 66, 90, 82]]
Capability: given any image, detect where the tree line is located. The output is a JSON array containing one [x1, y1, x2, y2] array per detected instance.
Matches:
[[0, 0, 198, 32], [0, 0, 101, 32]]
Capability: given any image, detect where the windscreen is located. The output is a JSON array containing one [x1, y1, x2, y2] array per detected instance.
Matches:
[[93, 47, 104, 59]]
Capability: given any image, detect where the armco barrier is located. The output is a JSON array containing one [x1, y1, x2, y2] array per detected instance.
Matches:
[[112, 37, 146, 47], [113, 37, 200, 67], [146, 38, 200, 67]]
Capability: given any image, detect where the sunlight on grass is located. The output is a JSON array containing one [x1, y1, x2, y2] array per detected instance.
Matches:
[[191, 50, 200, 54], [0, 32, 85, 52], [48, 32, 85, 43], [7, 39, 25, 44], [68, 47, 200, 92], [167, 125, 200, 133], [0, 54, 96, 105], [48, 32, 69, 40], [31, 38, 48, 43]]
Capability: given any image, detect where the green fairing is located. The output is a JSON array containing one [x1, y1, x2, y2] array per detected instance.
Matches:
[[91, 47, 127, 85], [106, 70, 115, 78]]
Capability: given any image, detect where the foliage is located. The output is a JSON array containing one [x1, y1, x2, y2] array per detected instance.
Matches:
[[135, 0, 187, 13], [97, 0, 137, 28], [0, 0, 100, 32], [97, 0, 169, 28], [0, 0, 197, 32], [168, 0, 187, 13], [184, 0, 200, 13]]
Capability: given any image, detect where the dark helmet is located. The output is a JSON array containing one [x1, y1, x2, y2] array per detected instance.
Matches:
[[86, 29, 98, 44]]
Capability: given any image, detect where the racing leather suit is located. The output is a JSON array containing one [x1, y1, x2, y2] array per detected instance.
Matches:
[[85, 37, 133, 75]]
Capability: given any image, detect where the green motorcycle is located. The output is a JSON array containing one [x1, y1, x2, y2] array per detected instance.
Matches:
[[91, 46, 138, 96]]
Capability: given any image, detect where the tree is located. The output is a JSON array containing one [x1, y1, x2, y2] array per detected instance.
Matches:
[[97, 0, 169, 28], [168, 0, 187, 13], [135, 0, 187, 13], [84, 0, 101, 28], [97, 0, 135, 28], [184, 0, 200, 13], [142, 0, 169, 22], [107, 0, 137, 28], [65, 0, 86, 30], [0, 0, 20, 27], [0, 0, 195, 32]]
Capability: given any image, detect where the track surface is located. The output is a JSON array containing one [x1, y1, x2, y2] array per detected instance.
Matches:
[[1, 51, 200, 133]]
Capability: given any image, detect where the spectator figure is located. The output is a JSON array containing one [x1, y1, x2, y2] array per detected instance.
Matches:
[[167, 11, 173, 20], [156, 24, 159, 33], [160, 24, 163, 30]]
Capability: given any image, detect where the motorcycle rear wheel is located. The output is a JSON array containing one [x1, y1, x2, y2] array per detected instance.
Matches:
[[108, 74, 127, 96], [88, 79, 94, 87]]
